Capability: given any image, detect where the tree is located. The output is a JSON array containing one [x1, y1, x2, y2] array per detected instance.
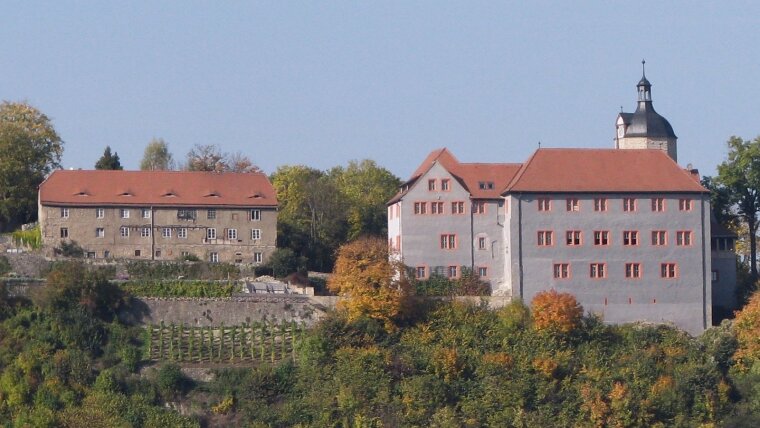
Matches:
[[531, 289, 583, 335], [733, 289, 760, 370], [227, 151, 261, 173], [140, 138, 175, 170], [185, 144, 227, 172], [94, 146, 123, 170], [717, 136, 760, 279], [0, 101, 63, 229], [330, 160, 401, 240], [328, 236, 412, 331]]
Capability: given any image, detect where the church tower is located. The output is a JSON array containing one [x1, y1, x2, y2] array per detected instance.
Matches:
[[615, 61, 678, 162]]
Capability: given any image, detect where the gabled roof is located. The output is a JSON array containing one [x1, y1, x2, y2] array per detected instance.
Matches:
[[503, 148, 707, 194], [39, 170, 278, 207], [387, 148, 521, 204]]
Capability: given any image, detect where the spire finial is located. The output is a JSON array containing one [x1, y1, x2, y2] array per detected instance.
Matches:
[[641, 59, 646, 77]]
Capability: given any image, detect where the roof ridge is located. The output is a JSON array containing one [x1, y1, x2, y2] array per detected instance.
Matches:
[[502, 149, 540, 193]]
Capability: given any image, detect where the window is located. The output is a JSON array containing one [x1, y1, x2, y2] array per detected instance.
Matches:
[[120, 226, 129, 237], [178, 228, 187, 239], [162, 228, 172, 238], [623, 198, 637, 212], [538, 198, 551, 211], [625, 263, 642, 278], [181, 251, 190, 258], [86, 252, 96, 259], [428, 179, 436, 191], [228, 228, 238, 240], [416, 266, 427, 279], [207, 228, 216, 240], [250, 209, 261, 221], [712, 270, 719, 282], [210, 252, 219, 263], [478, 236, 487, 250], [155, 250, 161, 258], [478, 181, 494, 190], [414, 202, 427, 215], [679, 199, 693, 211], [178, 209, 196, 220], [120, 208, 130, 219], [566, 198, 580, 212], [207, 209, 216, 219], [254, 252, 263, 264], [651, 198, 665, 212], [431, 202, 444, 214], [60, 227, 68, 238], [590, 263, 606, 279], [553, 263, 570, 279], [566, 230, 581, 246], [593, 231, 610, 246], [96, 208, 104, 218], [96, 228, 104, 238], [676, 231, 692, 246], [61, 207, 69, 218], [104, 250, 110, 258], [594, 198, 607, 212], [142, 208, 151, 219], [537, 231, 553, 246], [661, 263, 678, 278], [473, 201, 486, 214], [141, 227, 151, 237], [134, 250, 141, 257], [651, 230, 667, 246], [441, 179, 450, 191], [251, 229, 261, 240], [478, 267, 488, 277], [623, 231, 639, 246], [451, 201, 465, 214], [447, 266, 458, 278], [440, 234, 457, 250]]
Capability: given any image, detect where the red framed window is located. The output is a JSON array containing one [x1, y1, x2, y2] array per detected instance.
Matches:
[[478, 237, 487, 250], [590, 263, 606, 279], [625, 263, 642, 278], [477, 266, 488, 278], [447, 265, 458, 278], [441, 179, 450, 191], [553, 263, 570, 279], [679, 199, 693, 211], [566, 230, 582, 246], [661, 263, 678, 278], [566, 198, 580, 212], [593, 231, 610, 246], [473, 201, 486, 214], [623, 231, 639, 246], [651, 230, 667, 246], [623, 198, 637, 212], [651, 198, 665, 212], [440, 234, 457, 249], [431, 202, 444, 214], [415, 266, 427, 279], [594, 198, 608, 212], [414, 202, 427, 215], [451, 201, 465, 214], [676, 231, 692, 246], [428, 179, 436, 191], [538, 198, 551, 212], [538, 230, 553, 246]]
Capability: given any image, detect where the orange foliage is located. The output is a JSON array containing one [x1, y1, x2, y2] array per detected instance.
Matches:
[[328, 236, 411, 331], [531, 289, 583, 334], [733, 290, 760, 370]]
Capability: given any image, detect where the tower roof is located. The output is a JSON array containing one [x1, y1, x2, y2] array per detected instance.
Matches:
[[623, 61, 677, 139]]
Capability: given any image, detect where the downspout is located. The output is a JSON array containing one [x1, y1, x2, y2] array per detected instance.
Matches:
[[518, 195, 524, 299], [700, 196, 708, 330], [470, 201, 475, 272], [150, 206, 155, 261]]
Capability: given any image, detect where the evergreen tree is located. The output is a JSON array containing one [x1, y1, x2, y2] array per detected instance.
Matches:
[[94, 146, 123, 170]]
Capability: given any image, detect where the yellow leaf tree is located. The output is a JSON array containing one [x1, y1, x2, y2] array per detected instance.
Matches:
[[531, 289, 583, 334], [733, 289, 760, 370], [328, 236, 411, 331]]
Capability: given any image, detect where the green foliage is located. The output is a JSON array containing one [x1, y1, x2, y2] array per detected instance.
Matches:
[[140, 138, 175, 170], [265, 247, 305, 278], [155, 363, 190, 400], [11, 225, 41, 249], [0, 255, 10, 276], [413, 268, 491, 296], [125, 260, 239, 280], [0, 101, 63, 230], [120, 280, 236, 298], [94, 145, 123, 170]]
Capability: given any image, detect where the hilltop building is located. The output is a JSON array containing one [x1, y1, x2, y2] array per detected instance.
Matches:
[[388, 69, 737, 334], [38, 170, 277, 264]]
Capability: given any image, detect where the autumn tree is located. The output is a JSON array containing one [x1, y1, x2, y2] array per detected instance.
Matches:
[[733, 290, 760, 370], [328, 236, 411, 331], [531, 289, 583, 334], [717, 136, 760, 279], [0, 101, 63, 230], [227, 151, 261, 173], [94, 146, 123, 170], [185, 144, 227, 172], [140, 138, 175, 170]]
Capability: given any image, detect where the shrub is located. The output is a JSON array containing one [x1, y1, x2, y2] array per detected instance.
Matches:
[[0, 255, 11, 276], [531, 289, 583, 335], [11, 226, 41, 249], [54, 240, 84, 258]]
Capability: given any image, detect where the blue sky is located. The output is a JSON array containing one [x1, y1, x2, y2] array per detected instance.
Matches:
[[2, 2, 759, 178]]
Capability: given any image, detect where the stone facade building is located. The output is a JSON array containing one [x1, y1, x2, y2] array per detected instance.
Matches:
[[388, 70, 737, 334], [39, 170, 277, 264]]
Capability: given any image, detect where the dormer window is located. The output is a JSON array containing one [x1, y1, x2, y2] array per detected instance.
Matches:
[[478, 181, 494, 190], [162, 190, 177, 197], [204, 191, 220, 197]]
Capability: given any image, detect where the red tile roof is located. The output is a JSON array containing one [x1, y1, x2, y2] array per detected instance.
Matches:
[[39, 170, 278, 207], [504, 148, 707, 194], [388, 148, 521, 204]]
